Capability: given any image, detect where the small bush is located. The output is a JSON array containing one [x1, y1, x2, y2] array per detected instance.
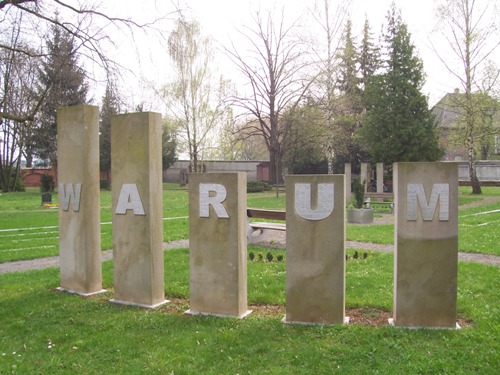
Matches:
[[353, 250, 359, 259], [40, 173, 55, 192], [351, 177, 366, 209], [257, 252, 264, 261], [277, 254, 284, 262], [266, 252, 274, 262], [249, 252, 255, 261], [247, 181, 272, 193]]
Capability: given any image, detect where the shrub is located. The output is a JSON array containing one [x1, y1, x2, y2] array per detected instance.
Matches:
[[40, 173, 55, 192], [100, 179, 110, 190], [249, 252, 255, 261], [351, 177, 366, 209], [277, 254, 284, 262], [266, 252, 274, 262], [257, 252, 264, 261], [247, 181, 272, 193]]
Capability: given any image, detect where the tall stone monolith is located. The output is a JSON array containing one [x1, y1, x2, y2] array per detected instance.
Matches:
[[110, 112, 167, 309], [285, 175, 346, 325], [57, 105, 104, 296], [187, 173, 250, 318], [393, 162, 459, 328]]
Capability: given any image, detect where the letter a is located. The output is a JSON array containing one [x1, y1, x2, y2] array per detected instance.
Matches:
[[295, 183, 334, 221], [199, 183, 229, 218], [59, 183, 82, 212], [115, 184, 146, 215]]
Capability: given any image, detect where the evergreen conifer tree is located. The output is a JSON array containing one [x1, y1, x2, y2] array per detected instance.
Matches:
[[99, 80, 119, 181], [360, 4, 443, 165], [34, 20, 88, 164]]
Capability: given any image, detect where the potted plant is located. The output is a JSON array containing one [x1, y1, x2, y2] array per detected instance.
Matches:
[[347, 177, 374, 224]]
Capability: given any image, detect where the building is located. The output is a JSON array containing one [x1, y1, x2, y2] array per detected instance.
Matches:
[[432, 89, 500, 161]]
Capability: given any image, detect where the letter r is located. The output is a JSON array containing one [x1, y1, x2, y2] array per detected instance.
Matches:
[[199, 183, 229, 218]]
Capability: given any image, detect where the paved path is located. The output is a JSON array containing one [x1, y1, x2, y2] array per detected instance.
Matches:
[[1, 238, 499, 275]]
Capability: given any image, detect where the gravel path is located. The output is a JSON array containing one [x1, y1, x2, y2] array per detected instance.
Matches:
[[2, 197, 500, 275], [1, 231, 499, 275]]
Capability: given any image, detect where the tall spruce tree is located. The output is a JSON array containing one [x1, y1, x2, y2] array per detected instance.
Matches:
[[99, 80, 120, 182], [359, 4, 443, 165], [331, 19, 365, 165], [34, 21, 88, 164]]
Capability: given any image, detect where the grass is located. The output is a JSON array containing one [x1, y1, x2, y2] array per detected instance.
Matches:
[[1, 185, 500, 263], [1, 248, 499, 373]]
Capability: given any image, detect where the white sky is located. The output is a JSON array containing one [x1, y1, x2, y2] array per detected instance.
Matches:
[[91, 0, 496, 109]]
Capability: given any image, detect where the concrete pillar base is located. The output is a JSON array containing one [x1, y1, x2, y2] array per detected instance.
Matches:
[[388, 318, 461, 330], [185, 309, 253, 319], [110, 298, 170, 310], [56, 287, 106, 297], [282, 316, 350, 326]]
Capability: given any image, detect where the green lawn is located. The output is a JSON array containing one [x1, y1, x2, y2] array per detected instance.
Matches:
[[1, 185, 500, 263], [0, 248, 499, 373]]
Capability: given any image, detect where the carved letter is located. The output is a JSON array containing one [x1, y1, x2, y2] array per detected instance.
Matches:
[[59, 183, 82, 212], [199, 183, 229, 218], [116, 184, 145, 215], [407, 183, 449, 221], [295, 183, 334, 221]]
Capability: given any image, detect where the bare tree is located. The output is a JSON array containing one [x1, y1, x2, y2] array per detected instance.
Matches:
[[163, 18, 229, 173], [0, 0, 176, 124], [433, 0, 500, 194], [0, 11, 41, 191], [226, 9, 314, 186], [310, 0, 351, 174]]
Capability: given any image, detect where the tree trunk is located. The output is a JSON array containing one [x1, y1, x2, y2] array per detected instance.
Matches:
[[468, 144, 482, 194]]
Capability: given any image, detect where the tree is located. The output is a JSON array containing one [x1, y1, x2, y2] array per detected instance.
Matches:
[[330, 19, 367, 166], [359, 4, 443, 166], [99, 79, 120, 181], [434, 0, 500, 194], [310, 0, 351, 174], [226, 9, 314, 185], [358, 18, 380, 92], [282, 100, 327, 174], [33, 20, 88, 165], [0, 1, 176, 125], [0, 10, 41, 191], [164, 18, 228, 173], [162, 117, 177, 171]]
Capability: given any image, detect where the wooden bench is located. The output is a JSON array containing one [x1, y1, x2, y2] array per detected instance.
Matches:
[[364, 192, 394, 212], [247, 208, 286, 244]]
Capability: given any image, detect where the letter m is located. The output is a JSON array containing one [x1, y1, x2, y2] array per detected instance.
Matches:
[[407, 183, 449, 221], [59, 183, 82, 212]]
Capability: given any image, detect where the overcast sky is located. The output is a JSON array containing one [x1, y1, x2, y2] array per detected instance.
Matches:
[[97, 0, 497, 109]]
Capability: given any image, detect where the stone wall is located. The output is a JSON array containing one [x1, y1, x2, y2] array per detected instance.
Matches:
[[163, 160, 269, 183], [458, 160, 500, 182]]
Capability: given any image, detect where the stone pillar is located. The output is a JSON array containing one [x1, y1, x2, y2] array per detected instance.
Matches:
[[57, 105, 104, 296], [392, 162, 459, 328], [360, 163, 369, 192], [187, 173, 250, 318], [285, 175, 346, 325], [110, 112, 167, 309], [344, 163, 352, 203], [376, 163, 384, 193]]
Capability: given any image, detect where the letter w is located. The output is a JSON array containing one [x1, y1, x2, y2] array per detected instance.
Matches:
[[59, 183, 82, 212]]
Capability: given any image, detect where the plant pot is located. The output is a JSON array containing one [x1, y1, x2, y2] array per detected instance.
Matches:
[[347, 208, 374, 224]]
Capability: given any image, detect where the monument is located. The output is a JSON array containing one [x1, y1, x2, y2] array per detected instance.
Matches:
[[187, 173, 251, 318], [284, 175, 347, 325], [110, 112, 167, 309], [57, 105, 105, 296], [392, 162, 459, 328]]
